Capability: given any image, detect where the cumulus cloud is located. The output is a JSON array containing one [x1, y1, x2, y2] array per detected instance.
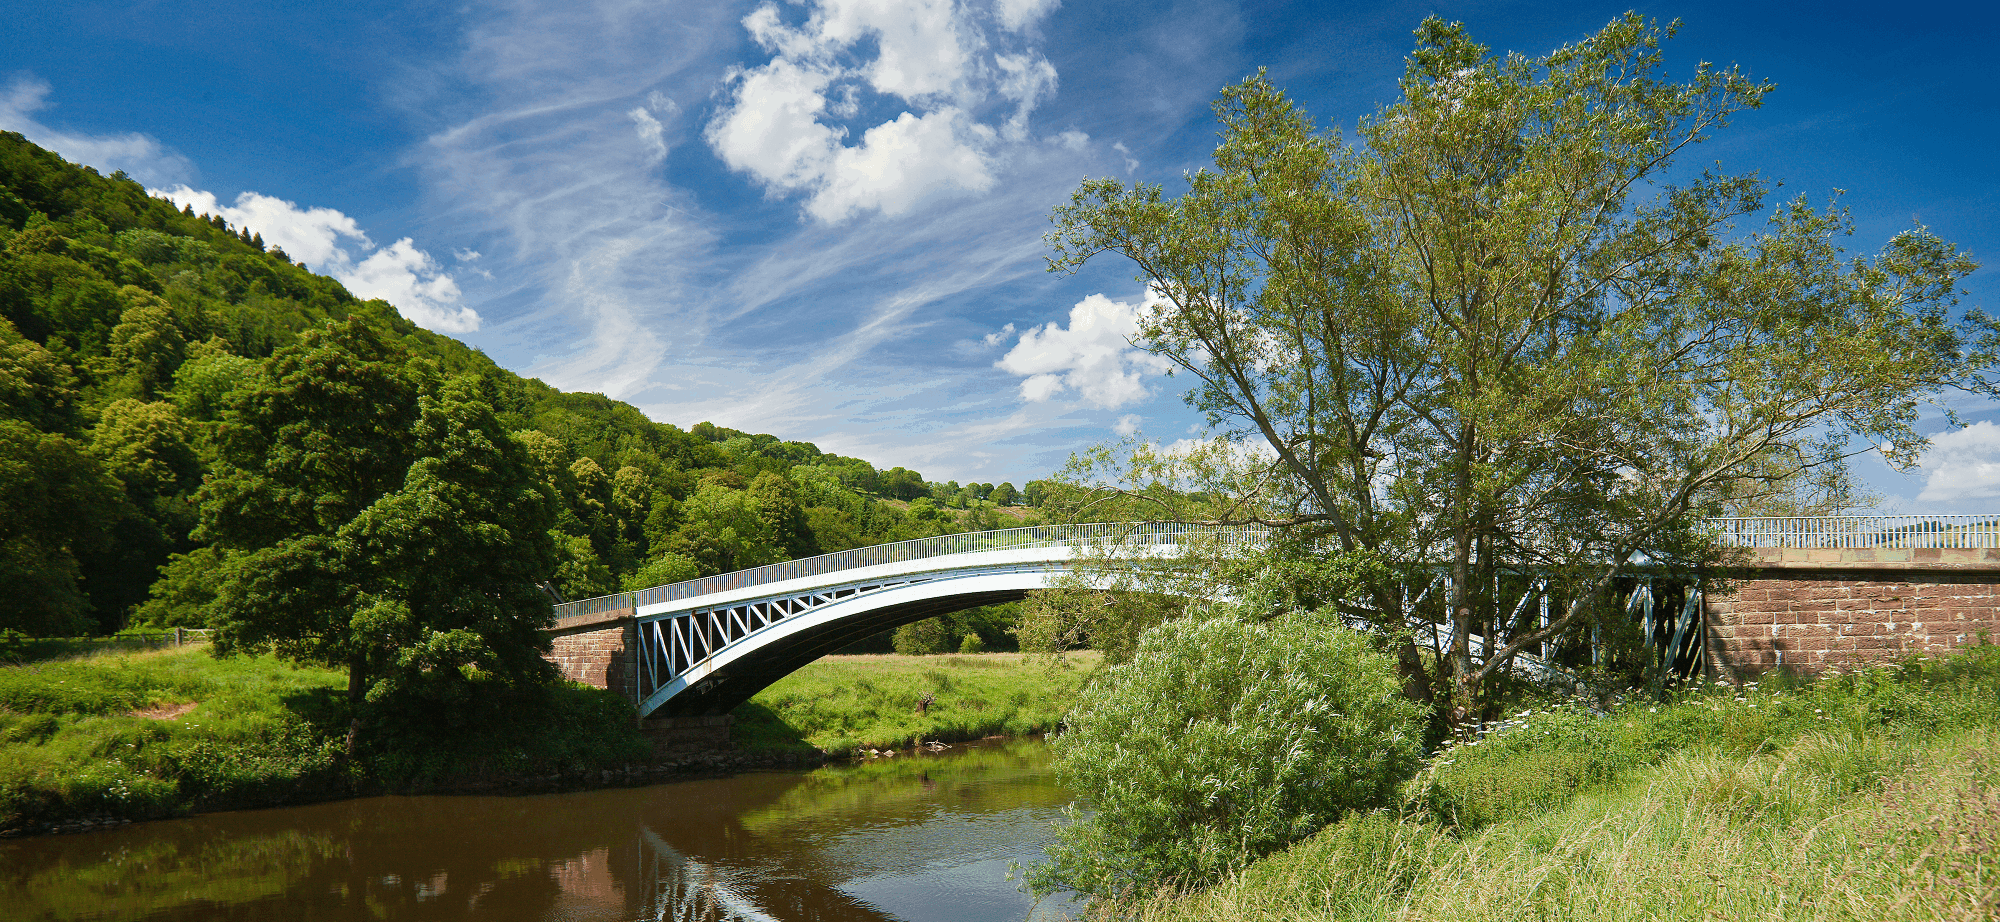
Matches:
[[0, 76, 195, 187], [1113, 414, 1141, 436], [1916, 422, 2000, 503], [706, 0, 1058, 222], [996, 292, 1172, 409], [154, 186, 479, 333]]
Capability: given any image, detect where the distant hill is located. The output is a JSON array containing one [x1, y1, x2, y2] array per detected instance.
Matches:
[[0, 132, 1043, 635]]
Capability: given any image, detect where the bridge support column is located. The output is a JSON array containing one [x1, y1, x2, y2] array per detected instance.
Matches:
[[1704, 548, 2000, 681], [545, 608, 638, 703]]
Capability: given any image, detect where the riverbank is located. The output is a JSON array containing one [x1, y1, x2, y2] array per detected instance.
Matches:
[[0, 646, 1093, 836], [1101, 645, 2000, 921], [0, 645, 659, 836]]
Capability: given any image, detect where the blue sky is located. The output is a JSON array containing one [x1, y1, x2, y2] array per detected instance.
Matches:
[[4, 0, 1996, 508]]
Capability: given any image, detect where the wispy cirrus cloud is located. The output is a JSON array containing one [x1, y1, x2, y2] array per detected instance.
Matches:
[[403, 0, 1127, 481]]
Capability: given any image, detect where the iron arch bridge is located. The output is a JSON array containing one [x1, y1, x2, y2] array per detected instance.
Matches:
[[552, 514, 1971, 719], [549, 524, 1260, 718]]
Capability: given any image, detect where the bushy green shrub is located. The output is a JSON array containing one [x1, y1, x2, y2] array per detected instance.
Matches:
[[891, 618, 953, 654], [1030, 613, 1423, 900]]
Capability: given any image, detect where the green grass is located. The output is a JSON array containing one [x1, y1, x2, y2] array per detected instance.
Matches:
[[0, 646, 650, 835], [732, 651, 1097, 754], [1099, 646, 2000, 921], [0, 647, 350, 834], [0, 646, 1096, 834]]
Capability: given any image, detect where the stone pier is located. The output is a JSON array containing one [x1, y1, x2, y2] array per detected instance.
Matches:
[[1704, 547, 2000, 680]]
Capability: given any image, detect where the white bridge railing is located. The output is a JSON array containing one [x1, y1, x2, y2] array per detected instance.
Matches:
[[1712, 515, 2000, 550], [551, 522, 1264, 621], [551, 516, 1999, 622]]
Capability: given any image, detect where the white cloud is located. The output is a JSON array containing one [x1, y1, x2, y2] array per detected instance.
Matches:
[[388, 0, 1121, 484], [153, 186, 479, 333], [1112, 140, 1138, 174], [346, 239, 477, 332], [981, 322, 1016, 347], [807, 108, 995, 221], [1113, 414, 1141, 436], [629, 106, 668, 162], [995, 0, 1062, 32], [997, 292, 1172, 409], [706, 0, 1058, 222], [1916, 422, 2000, 503], [0, 76, 195, 187]]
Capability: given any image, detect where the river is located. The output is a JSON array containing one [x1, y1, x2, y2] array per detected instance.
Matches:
[[0, 738, 1080, 922]]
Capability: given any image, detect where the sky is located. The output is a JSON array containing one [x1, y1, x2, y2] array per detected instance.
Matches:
[[3, 0, 1997, 510]]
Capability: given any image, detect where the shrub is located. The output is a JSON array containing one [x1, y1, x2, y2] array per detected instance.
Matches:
[[891, 618, 952, 655], [1030, 612, 1423, 900]]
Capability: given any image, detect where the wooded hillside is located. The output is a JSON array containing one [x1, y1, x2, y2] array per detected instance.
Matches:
[[0, 132, 1038, 637]]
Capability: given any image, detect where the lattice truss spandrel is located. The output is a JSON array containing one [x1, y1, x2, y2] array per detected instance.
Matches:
[[635, 577, 935, 702]]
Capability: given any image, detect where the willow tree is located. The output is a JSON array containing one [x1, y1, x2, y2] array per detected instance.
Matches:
[[1045, 15, 1983, 709]]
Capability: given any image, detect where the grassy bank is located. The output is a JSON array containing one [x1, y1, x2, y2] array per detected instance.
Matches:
[[1, 646, 1094, 834], [1108, 648, 2000, 921], [0, 646, 648, 836], [733, 652, 1096, 754]]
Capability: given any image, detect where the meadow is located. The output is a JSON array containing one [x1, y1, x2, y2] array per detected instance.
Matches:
[[733, 651, 1096, 753]]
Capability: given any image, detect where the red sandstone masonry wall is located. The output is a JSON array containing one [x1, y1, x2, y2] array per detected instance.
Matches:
[[1704, 568, 2000, 680], [545, 616, 637, 702]]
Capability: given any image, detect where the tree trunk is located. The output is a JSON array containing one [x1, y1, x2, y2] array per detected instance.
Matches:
[[345, 656, 366, 760]]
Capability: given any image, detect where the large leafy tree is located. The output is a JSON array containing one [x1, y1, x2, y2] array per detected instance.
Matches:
[[1045, 15, 1985, 709], [198, 319, 559, 750]]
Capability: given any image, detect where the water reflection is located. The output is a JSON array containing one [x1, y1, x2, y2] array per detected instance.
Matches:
[[0, 738, 1073, 922]]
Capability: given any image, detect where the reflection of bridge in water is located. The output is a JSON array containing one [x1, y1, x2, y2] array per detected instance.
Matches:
[[547, 517, 2000, 717], [640, 827, 782, 922]]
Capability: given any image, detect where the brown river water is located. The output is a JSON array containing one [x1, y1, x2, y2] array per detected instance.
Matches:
[[0, 738, 1081, 922]]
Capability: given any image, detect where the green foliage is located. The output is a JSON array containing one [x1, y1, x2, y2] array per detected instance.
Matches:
[[892, 618, 955, 655], [731, 652, 1089, 753], [881, 604, 1022, 656], [1045, 15, 1988, 712], [1405, 645, 2000, 833], [1032, 613, 1423, 900], [0, 419, 123, 634], [197, 321, 560, 724], [0, 646, 652, 834], [1099, 648, 2000, 922], [0, 128, 1013, 642], [621, 553, 701, 592]]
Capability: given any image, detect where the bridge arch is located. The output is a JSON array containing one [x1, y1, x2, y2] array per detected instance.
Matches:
[[548, 525, 1256, 718]]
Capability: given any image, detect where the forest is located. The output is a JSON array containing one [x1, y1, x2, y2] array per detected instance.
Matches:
[[0, 130, 1041, 645]]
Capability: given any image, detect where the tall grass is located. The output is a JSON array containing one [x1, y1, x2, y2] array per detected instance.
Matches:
[[1103, 646, 2000, 921], [733, 652, 1095, 753], [1124, 731, 1997, 921]]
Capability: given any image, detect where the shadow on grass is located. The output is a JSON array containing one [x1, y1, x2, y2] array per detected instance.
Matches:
[[731, 700, 816, 752]]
